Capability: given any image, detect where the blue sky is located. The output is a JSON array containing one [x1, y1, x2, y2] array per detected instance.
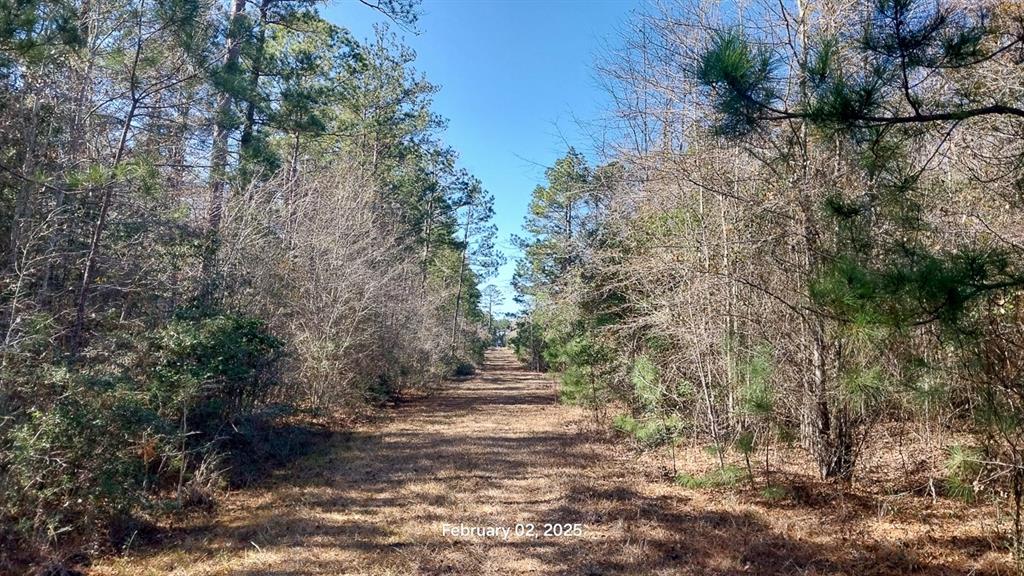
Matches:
[[324, 0, 639, 314]]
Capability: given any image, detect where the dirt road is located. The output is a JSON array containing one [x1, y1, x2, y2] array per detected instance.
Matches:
[[92, 348, 1002, 575]]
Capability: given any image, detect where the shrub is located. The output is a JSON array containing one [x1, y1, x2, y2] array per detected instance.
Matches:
[[149, 313, 282, 424], [612, 413, 683, 447], [613, 413, 639, 435], [1, 370, 161, 556], [451, 361, 476, 377], [0, 310, 282, 562], [943, 444, 983, 503], [554, 336, 610, 404]]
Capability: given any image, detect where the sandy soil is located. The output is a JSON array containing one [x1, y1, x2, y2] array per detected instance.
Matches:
[[90, 348, 1012, 575]]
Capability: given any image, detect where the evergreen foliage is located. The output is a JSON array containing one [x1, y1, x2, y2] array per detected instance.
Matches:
[[515, 0, 1024, 564], [0, 0, 498, 568]]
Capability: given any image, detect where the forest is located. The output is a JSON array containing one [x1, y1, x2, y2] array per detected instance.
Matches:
[[0, 0, 503, 570], [2, 0, 1024, 574], [511, 0, 1024, 571]]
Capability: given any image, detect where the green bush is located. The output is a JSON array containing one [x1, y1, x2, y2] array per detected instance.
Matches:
[[612, 413, 683, 447], [943, 444, 983, 503], [149, 313, 282, 423], [451, 361, 476, 377], [631, 355, 661, 413], [3, 376, 159, 551], [635, 416, 682, 447], [555, 336, 612, 407], [613, 413, 639, 435], [0, 311, 282, 560], [559, 364, 604, 405]]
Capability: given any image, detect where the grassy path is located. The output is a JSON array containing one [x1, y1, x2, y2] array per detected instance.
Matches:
[[92, 348, 1003, 575]]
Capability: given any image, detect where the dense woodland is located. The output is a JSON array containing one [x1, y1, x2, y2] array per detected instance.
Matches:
[[0, 0, 503, 569], [5, 0, 1024, 572], [511, 0, 1024, 566]]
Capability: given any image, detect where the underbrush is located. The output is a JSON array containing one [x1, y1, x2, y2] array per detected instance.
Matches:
[[446, 341, 486, 379], [675, 464, 749, 489], [613, 415, 1019, 568], [0, 311, 283, 573], [450, 361, 477, 377], [0, 305, 477, 573], [612, 413, 684, 447]]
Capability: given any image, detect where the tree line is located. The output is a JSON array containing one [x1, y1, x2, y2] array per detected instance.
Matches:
[[0, 0, 501, 569], [512, 0, 1024, 563]]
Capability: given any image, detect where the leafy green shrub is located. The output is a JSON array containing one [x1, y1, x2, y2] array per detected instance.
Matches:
[[556, 336, 611, 407], [738, 348, 774, 417], [943, 444, 983, 503], [634, 416, 683, 447], [0, 311, 282, 561], [612, 413, 682, 447], [613, 413, 639, 435], [631, 355, 661, 413], [149, 313, 282, 422], [559, 364, 608, 405], [1, 371, 161, 554], [613, 354, 685, 448], [451, 361, 476, 377]]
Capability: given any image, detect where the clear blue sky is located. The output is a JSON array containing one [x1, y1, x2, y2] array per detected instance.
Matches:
[[324, 0, 639, 314]]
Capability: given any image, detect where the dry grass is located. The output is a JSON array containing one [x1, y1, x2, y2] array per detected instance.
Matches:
[[90, 349, 1014, 575]]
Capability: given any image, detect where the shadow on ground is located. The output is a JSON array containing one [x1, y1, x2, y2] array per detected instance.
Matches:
[[93, 349, 1005, 575]]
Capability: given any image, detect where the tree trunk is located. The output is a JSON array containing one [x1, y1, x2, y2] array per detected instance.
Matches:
[[206, 0, 247, 234], [421, 194, 434, 285], [487, 299, 493, 343], [71, 3, 146, 352], [449, 203, 473, 357], [9, 95, 40, 271], [240, 1, 270, 149]]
